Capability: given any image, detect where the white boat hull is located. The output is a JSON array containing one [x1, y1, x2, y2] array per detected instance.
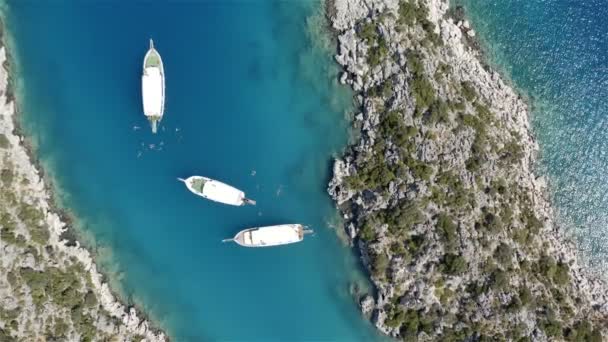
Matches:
[[142, 39, 165, 133], [224, 224, 312, 248], [179, 176, 255, 206]]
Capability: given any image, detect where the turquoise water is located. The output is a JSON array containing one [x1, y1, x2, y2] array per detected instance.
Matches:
[[4, 1, 381, 340], [456, 1, 608, 271]]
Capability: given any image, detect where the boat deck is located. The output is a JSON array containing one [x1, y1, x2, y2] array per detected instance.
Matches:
[[190, 178, 206, 193], [234, 233, 246, 245], [245, 225, 302, 246], [145, 50, 161, 68]]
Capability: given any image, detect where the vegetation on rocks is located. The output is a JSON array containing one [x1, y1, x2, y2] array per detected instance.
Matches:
[[329, 0, 608, 340]]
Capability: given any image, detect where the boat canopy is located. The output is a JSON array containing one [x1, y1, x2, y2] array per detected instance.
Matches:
[[142, 67, 163, 116], [244, 225, 301, 246], [202, 180, 244, 205]]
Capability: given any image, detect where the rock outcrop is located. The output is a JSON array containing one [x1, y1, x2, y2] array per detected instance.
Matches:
[[327, 0, 608, 340], [0, 35, 166, 341]]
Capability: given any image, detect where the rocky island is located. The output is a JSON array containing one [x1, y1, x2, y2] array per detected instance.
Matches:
[[328, 0, 608, 340], [0, 31, 166, 341]]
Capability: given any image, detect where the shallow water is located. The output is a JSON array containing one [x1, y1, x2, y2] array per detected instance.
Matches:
[[4, 1, 381, 340], [456, 0, 608, 272]]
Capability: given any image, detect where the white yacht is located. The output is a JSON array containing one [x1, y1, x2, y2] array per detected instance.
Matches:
[[178, 176, 255, 206], [142, 39, 165, 133], [222, 224, 313, 247]]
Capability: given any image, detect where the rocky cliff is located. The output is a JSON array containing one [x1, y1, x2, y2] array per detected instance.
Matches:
[[0, 33, 166, 341], [327, 0, 608, 340]]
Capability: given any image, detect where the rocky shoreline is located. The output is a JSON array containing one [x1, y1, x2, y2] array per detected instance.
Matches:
[[0, 24, 166, 341], [327, 0, 608, 340]]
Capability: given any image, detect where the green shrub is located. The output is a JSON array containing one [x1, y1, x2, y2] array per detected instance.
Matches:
[[344, 152, 396, 191], [541, 318, 562, 338], [466, 156, 482, 173], [434, 63, 451, 81], [359, 22, 378, 42], [490, 178, 507, 197], [474, 103, 494, 122], [459, 113, 490, 173], [378, 111, 417, 149], [0, 228, 19, 245], [53, 317, 69, 337], [399, 309, 428, 338], [420, 19, 441, 46], [537, 255, 557, 280], [506, 295, 522, 313], [384, 201, 425, 233], [0, 212, 14, 228], [18, 204, 44, 227], [436, 214, 458, 248], [476, 207, 503, 234], [84, 291, 98, 308], [406, 235, 425, 256], [459, 113, 485, 133], [0, 134, 9, 149], [71, 306, 97, 342], [494, 243, 513, 266], [1, 169, 13, 185], [410, 161, 434, 181], [441, 253, 467, 275], [439, 287, 454, 305], [29, 226, 50, 246], [390, 241, 407, 256], [426, 99, 450, 124], [358, 22, 390, 67], [372, 252, 389, 278], [500, 139, 524, 165], [404, 126, 418, 139], [519, 286, 533, 307], [18, 263, 92, 315], [490, 269, 509, 290], [359, 219, 377, 242], [406, 53, 436, 111], [380, 78, 394, 98], [6, 271, 17, 287], [436, 170, 460, 188], [565, 321, 603, 342], [429, 185, 446, 204], [0, 328, 16, 342], [553, 262, 570, 286], [380, 110, 404, 137], [407, 53, 425, 76], [19, 267, 48, 308], [398, 1, 429, 26], [368, 38, 389, 67], [520, 208, 543, 235], [461, 81, 477, 101], [411, 75, 435, 110], [436, 171, 472, 209], [48, 267, 83, 309]]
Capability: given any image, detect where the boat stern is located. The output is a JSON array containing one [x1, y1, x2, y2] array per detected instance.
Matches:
[[242, 198, 256, 206], [150, 117, 158, 133]]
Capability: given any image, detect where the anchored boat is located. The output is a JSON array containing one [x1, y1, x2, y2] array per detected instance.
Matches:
[[222, 224, 313, 247], [178, 176, 255, 206], [142, 39, 165, 133]]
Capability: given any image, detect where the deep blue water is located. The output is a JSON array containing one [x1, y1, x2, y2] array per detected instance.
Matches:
[[456, 0, 608, 271], [4, 1, 381, 340]]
